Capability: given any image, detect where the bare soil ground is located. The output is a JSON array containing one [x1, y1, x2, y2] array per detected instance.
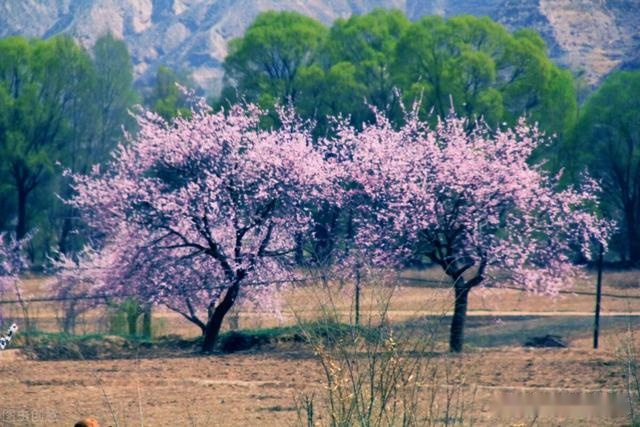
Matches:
[[0, 269, 638, 426], [0, 339, 634, 426]]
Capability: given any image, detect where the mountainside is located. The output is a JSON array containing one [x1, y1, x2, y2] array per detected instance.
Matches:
[[1, 0, 638, 93]]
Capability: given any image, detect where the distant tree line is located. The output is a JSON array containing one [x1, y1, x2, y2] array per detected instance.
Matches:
[[220, 11, 576, 138], [0, 9, 638, 266]]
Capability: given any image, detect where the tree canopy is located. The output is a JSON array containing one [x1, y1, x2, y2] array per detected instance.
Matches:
[[0, 35, 136, 259], [223, 11, 328, 108], [326, 108, 610, 351], [220, 10, 577, 139], [394, 16, 576, 134], [69, 102, 332, 352], [569, 71, 640, 265]]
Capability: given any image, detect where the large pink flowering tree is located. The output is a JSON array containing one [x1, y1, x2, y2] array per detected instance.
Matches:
[[70, 102, 331, 352], [326, 108, 612, 352]]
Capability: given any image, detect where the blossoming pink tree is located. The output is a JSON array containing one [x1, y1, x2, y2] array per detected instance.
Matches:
[[0, 233, 29, 327], [327, 107, 612, 352], [70, 102, 331, 352], [0, 234, 24, 292], [48, 246, 112, 334]]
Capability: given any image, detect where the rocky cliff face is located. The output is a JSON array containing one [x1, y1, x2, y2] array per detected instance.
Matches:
[[1, 0, 638, 92]]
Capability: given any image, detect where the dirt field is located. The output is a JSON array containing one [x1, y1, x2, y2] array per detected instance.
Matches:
[[0, 339, 634, 426], [0, 269, 638, 426]]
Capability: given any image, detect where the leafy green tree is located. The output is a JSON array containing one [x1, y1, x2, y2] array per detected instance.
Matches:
[[0, 82, 15, 230], [570, 71, 640, 265], [56, 34, 136, 254], [147, 65, 193, 122], [0, 36, 94, 240], [394, 16, 576, 136], [0, 35, 135, 258], [323, 9, 409, 121], [92, 33, 136, 164], [222, 11, 328, 107]]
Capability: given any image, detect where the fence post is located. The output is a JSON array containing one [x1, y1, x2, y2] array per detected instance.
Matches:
[[355, 267, 361, 327], [142, 305, 152, 339]]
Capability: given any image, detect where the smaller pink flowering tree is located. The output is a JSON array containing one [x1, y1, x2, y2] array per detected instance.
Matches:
[[0, 233, 29, 328], [328, 107, 612, 352], [48, 246, 112, 334], [0, 234, 25, 294], [70, 102, 331, 352]]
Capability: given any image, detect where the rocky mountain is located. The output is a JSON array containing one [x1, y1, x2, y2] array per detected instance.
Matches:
[[1, 0, 638, 93]]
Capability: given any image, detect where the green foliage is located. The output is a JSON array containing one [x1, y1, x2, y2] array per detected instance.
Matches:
[[147, 65, 193, 121], [220, 10, 576, 138], [0, 36, 93, 244], [320, 9, 410, 122], [91, 33, 137, 163], [107, 298, 152, 338], [569, 71, 640, 264], [223, 11, 328, 107], [0, 34, 136, 260], [394, 15, 576, 133]]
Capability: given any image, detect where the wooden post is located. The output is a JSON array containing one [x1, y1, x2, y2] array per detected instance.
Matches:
[[593, 243, 604, 349], [355, 267, 361, 327], [142, 305, 152, 339]]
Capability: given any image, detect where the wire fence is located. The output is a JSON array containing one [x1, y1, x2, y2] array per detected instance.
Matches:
[[1, 274, 639, 340], [2, 275, 639, 306]]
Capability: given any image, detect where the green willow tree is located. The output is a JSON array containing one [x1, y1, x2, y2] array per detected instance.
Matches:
[[0, 34, 136, 258], [569, 71, 640, 265], [221, 11, 576, 138], [147, 65, 193, 122], [222, 11, 328, 110], [394, 15, 576, 136], [0, 36, 93, 241], [315, 9, 410, 123], [56, 34, 137, 254], [92, 33, 137, 164]]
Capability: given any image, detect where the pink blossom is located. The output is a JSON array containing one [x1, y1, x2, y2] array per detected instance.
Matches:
[[329, 110, 613, 295], [69, 101, 332, 350]]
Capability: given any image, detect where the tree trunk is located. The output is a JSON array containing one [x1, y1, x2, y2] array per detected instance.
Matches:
[[449, 285, 470, 353], [127, 309, 139, 337], [295, 233, 304, 265], [626, 207, 640, 266], [16, 186, 28, 240], [58, 215, 73, 254], [202, 280, 240, 353], [63, 303, 77, 334]]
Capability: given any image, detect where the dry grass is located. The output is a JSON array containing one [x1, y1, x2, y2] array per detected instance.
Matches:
[[3, 269, 639, 337]]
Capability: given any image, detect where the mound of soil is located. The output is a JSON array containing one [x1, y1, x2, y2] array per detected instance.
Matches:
[[218, 330, 306, 353], [523, 334, 567, 348]]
